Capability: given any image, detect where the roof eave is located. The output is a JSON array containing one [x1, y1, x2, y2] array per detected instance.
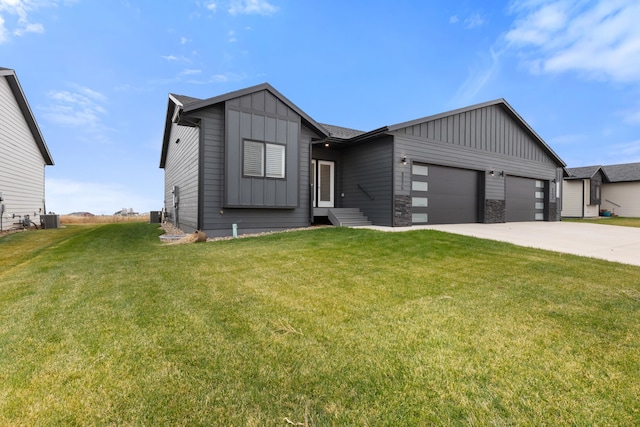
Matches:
[[159, 97, 176, 168], [387, 98, 566, 168], [1, 69, 54, 165], [182, 82, 329, 138]]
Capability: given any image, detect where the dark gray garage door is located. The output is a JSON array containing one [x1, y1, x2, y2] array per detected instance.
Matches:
[[411, 163, 479, 224], [506, 176, 546, 222]]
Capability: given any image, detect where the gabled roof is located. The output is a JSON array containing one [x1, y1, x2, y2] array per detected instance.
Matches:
[[565, 165, 606, 180], [602, 162, 640, 182], [0, 67, 53, 165], [317, 98, 566, 167], [565, 162, 640, 183], [161, 83, 328, 168], [387, 98, 566, 167]]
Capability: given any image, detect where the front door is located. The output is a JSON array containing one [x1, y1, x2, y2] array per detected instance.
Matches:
[[312, 160, 334, 208]]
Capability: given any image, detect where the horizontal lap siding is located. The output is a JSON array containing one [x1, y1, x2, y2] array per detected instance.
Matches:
[[341, 137, 393, 225], [395, 134, 559, 200], [164, 122, 200, 231], [601, 182, 640, 217], [561, 180, 585, 217], [0, 77, 47, 219]]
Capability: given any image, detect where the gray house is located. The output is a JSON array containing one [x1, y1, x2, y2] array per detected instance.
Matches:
[[160, 83, 566, 237], [0, 68, 54, 229], [563, 162, 640, 218]]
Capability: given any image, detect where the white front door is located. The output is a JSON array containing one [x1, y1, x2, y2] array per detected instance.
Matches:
[[314, 160, 334, 208]]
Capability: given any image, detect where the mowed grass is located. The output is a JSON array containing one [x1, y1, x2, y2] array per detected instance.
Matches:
[[563, 216, 640, 228], [1, 223, 639, 425]]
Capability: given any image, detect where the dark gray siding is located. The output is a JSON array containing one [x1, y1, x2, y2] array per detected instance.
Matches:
[[340, 137, 394, 226], [163, 122, 199, 231], [396, 105, 553, 164], [225, 90, 301, 208], [195, 99, 317, 236], [393, 104, 563, 222]]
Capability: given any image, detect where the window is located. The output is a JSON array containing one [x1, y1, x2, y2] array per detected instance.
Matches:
[[413, 164, 429, 176], [243, 140, 285, 178]]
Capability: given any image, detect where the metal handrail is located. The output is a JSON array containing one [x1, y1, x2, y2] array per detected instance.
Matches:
[[605, 199, 621, 207], [357, 184, 375, 201]]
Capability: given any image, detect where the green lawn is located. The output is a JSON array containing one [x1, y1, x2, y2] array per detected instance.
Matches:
[[1, 223, 639, 425], [563, 216, 640, 228]]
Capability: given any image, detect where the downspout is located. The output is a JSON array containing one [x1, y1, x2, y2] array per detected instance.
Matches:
[[582, 180, 585, 218], [197, 118, 204, 232]]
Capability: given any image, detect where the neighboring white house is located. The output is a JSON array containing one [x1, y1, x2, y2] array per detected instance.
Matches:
[[0, 67, 54, 230], [563, 162, 640, 218]]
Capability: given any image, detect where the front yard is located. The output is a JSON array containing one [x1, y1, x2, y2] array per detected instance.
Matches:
[[1, 223, 639, 425]]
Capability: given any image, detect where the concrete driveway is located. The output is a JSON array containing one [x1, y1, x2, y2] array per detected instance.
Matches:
[[362, 222, 640, 267]]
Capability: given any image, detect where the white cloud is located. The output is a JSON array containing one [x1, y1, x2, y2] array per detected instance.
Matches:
[[46, 178, 160, 215], [464, 13, 485, 29], [0, 15, 7, 43], [449, 48, 501, 107], [620, 108, 640, 125], [608, 139, 640, 162], [228, 29, 236, 42], [41, 85, 112, 143], [228, 0, 277, 16], [206, 1, 217, 11], [184, 71, 247, 84], [0, 0, 75, 42], [180, 68, 201, 76], [505, 0, 640, 83], [161, 55, 179, 61], [449, 12, 484, 28]]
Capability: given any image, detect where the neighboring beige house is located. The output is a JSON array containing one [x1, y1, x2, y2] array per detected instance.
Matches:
[[600, 163, 640, 217], [563, 162, 640, 218], [0, 68, 54, 229]]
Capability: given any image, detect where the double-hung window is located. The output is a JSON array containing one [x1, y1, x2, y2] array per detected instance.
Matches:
[[243, 140, 285, 178]]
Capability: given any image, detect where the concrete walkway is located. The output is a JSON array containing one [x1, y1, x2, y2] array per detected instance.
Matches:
[[360, 222, 640, 267]]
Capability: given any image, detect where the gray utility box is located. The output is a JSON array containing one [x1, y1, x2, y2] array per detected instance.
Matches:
[[41, 215, 60, 229]]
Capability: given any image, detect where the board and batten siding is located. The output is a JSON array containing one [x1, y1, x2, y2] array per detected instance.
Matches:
[[163, 121, 200, 231], [341, 137, 394, 226], [396, 105, 554, 164], [194, 100, 317, 237], [602, 182, 640, 217], [224, 90, 303, 208], [393, 105, 561, 200], [0, 76, 47, 219]]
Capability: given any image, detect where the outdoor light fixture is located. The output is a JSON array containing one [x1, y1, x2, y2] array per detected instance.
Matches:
[[499, 170, 505, 177], [324, 143, 330, 148], [401, 156, 407, 165], [489, 169, 495, 176], [175, 138, 180, 144]]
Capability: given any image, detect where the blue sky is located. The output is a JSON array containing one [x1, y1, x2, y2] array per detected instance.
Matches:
[[1, 0, 639, 214]]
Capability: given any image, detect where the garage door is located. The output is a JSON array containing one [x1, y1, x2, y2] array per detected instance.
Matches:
[[411, 163, 479, 224], [506, 176, 546, 221]]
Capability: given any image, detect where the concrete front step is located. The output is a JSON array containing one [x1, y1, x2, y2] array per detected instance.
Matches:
[[328, 208, 372, 227]]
